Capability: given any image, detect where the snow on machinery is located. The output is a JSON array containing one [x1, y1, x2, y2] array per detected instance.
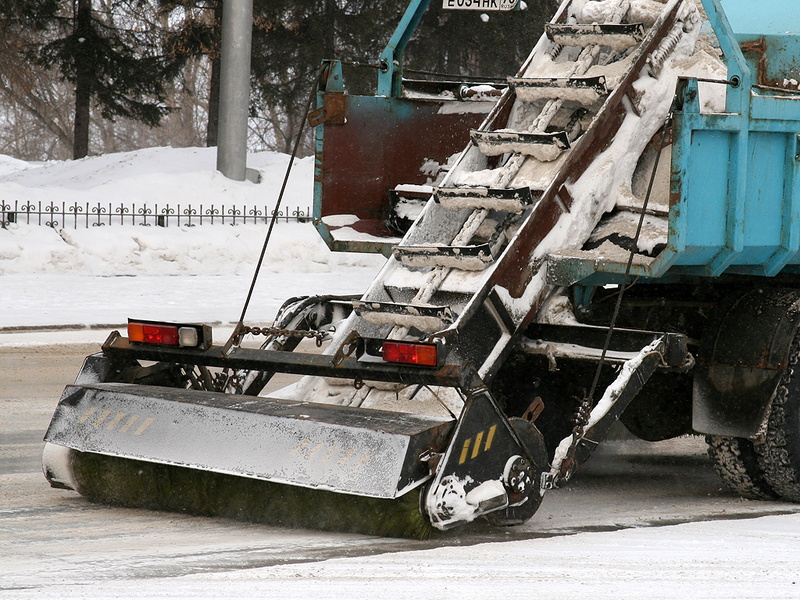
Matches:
[[43, 0, 800, 537]]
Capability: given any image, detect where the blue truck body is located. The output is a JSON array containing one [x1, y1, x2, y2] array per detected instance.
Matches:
[[314, 0, 800, 283]]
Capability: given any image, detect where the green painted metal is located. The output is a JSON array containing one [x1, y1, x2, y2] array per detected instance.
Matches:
[[377, 0, 432, 98]]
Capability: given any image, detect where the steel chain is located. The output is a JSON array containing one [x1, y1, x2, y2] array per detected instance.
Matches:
[[239, 325, 327, 347], [572, 396, 593, 438]]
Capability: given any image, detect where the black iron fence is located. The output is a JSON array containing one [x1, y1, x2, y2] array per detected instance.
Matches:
[[0, 200, 313, 229]]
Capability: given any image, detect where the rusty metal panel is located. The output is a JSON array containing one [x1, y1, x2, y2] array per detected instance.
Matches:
[[308, 92, 347, 127], [314, 94, 491, 253]]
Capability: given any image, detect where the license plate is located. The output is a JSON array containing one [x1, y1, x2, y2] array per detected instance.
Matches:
[[442, 0, 519, 11]]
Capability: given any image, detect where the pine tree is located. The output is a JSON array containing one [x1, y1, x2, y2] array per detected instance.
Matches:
[[248, 0, 550, 154], [5, 0, 178, 158], [1, 0, 553, 159], [160, 0, 550, 154], [407, 2, 550, 80]]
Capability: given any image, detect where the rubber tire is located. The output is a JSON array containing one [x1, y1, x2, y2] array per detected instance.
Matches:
[[705, 435, 777, 500], [755, 332, 800, 501]]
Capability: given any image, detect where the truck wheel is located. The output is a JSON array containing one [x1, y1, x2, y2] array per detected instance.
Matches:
[[755, 333, 800, 501], [705, 435, 776, 500]]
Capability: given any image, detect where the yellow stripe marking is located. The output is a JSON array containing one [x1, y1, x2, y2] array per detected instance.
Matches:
[[77, 406, 99, 424], [323, 446, 340, 461], [355, 452, 371, 468], [119, 415, 138, 433], [484, 425, 497, 452], [290, 439, 311, 456], [337, 449, 355, 466], [305, 442, 326, 460], [459, 439, 471, 465], [472, 431, 484, 459], [106, 412, 127, 430], [133, 417, 154, 436], [92, 410, 112, 428]]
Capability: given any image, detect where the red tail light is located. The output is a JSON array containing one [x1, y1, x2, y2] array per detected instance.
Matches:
[[128, 322, 179, 346], [381, 341, 438, 367], [127, 319, 211, 349]]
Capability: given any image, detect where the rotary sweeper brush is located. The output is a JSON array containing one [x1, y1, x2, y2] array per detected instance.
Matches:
[[43, 0, 800, 538]]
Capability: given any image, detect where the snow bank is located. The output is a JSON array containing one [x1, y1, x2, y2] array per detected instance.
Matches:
[[0, 147, 383, 277], [0, 222, 382, 276], [0, 147, 384, 328], [0, 146, 312, 200]]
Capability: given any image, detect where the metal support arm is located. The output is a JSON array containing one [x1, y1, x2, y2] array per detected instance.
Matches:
[[377, 0, 432, 98]]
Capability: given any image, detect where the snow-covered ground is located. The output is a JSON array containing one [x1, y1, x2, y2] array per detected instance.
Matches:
[[2, 147, 800, 598], [3, 512, 797, 599], [0, 147, 384, 335]]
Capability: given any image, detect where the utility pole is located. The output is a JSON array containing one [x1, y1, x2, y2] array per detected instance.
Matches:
[[216, 0, 253, 181]]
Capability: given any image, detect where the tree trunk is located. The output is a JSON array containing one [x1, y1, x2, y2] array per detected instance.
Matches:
[[72, 0, 92, 159], [206, 54, 221, 147], [323, 0, 336, 59], [205, 1, 223, 147]]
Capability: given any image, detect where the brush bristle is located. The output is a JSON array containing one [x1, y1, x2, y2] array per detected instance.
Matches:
[[69, 450, 436, 539]]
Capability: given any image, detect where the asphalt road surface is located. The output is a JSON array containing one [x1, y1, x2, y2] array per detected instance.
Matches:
[[3, 341, 800, 592]]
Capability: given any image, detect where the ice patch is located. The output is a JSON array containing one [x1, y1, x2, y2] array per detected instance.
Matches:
[[321, 214, 359, 227]]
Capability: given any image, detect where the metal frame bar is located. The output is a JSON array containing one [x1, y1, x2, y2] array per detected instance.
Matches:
[[102, 332, 471, 389]]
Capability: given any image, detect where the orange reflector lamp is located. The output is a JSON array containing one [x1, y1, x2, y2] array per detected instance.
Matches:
[[381, 341, 438, 367], [127, 319, 211, 350]]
